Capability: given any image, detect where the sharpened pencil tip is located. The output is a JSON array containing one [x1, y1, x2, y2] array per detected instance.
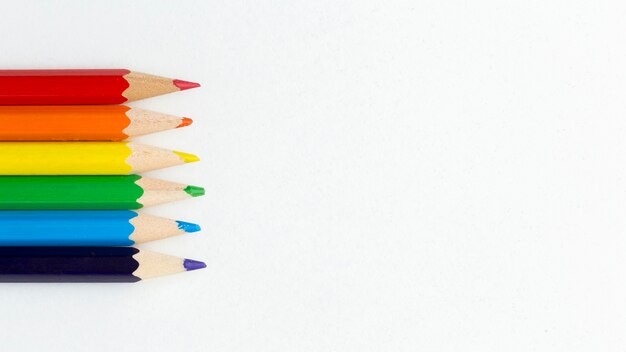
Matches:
[[177, 117, 193, 128], [174, 151, 200, 163], [173, 79, 201, 91], [184, 185, 206, 197], [184, 259, 207, 271], [177, 221, 201, 233]]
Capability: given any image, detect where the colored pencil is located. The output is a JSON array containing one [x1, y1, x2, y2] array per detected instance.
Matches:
[[0, 106, 193, 141], [0, 247, 206, 282], [0, 175, 204, 210], [0, 175, 205, 210], [0, 69, 200, 105], [0, 142, 199, 175], [0, 210, 200, 246]]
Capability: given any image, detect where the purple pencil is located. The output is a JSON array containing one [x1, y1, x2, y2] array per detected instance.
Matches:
[[0, 247, 206, 282]]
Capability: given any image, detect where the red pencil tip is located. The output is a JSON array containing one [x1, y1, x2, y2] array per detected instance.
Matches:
[[173, 79, 201, 91], [177, 117, 193, 128]]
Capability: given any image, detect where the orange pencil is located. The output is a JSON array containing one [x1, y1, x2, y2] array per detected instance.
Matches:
[[0, 106, 193, 141]]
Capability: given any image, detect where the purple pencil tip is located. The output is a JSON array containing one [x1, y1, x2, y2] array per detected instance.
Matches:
[[184, 259, 207, 271]]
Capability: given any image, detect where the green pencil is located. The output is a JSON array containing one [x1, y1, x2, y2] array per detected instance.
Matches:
[[0, 175, 205, 210]]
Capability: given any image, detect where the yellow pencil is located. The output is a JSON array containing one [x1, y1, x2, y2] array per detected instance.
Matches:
[[0, 142, 199, 175]]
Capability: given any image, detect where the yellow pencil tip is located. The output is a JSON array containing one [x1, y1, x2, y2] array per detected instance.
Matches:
[[174, 151, 200, 163]]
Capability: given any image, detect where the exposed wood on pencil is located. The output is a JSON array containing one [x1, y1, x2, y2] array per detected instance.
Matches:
[[123, 72, 184, 102], [132, 250, 186, 280], [124, 108, 192, 138], [136, 176, 205, 207], [133, 249, 206, 280], [125, 142, 197, 173], [129, 213, 199, 244]]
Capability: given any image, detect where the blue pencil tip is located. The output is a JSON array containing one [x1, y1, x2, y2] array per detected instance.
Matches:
[[184, 259, 207, 271], [177, 221, 201, 233]]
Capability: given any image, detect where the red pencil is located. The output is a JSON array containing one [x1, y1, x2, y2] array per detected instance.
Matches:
[[0, 69, 200, 105]]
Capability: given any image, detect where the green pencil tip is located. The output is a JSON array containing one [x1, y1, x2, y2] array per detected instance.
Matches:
[[184, 185, 205, 197]]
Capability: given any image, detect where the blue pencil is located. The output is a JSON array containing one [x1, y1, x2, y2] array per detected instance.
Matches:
[[0, 210, 201, 246]]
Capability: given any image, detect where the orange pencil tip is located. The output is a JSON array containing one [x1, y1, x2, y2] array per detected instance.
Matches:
[[177, 117, 193, 128], [173, 79, 201, 91]]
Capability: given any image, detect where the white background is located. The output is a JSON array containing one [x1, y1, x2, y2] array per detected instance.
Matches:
[[1, 0, 625, 350]]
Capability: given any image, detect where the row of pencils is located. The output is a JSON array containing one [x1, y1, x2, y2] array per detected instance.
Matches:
[[0, 69, 206, 282]]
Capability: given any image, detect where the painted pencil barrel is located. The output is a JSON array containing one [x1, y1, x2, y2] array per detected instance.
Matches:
[[0, 69, 130, 105], [0, 176, 143, 209], [0, 105, 192, 141], [0, 142, 199, 175], [0, 175, 204, 210], [0, 211, 133, 246], [0, 247, 141, 282]]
